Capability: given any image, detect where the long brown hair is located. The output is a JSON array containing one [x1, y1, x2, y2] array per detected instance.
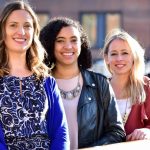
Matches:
[[0, 1, 50, 78]]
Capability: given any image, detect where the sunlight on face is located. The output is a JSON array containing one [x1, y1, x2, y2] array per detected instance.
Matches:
[[106, 39, 134, 75], [4, 9, 34, 54], [54, 26, 81, 67]]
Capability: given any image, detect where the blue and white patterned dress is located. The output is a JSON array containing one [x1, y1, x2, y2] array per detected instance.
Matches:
[[0, 75, 50, 150]]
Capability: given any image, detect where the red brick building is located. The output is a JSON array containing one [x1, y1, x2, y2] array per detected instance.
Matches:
[[2, 0, 150, 61]]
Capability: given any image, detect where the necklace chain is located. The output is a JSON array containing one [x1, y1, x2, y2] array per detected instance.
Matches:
[[59, 74, 81, 100], [122, 99, 129, 125]]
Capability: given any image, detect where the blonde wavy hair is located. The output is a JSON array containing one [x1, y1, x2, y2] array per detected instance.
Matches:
[[103, 29, 146, 104], [0, 1, 50, 78]]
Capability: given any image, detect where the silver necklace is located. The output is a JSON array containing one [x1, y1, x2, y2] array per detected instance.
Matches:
[[59, 74, 81, 100]]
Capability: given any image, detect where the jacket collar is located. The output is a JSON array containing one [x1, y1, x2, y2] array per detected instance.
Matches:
[[80, 69, 97, 89], [77, 69, 97, 111]]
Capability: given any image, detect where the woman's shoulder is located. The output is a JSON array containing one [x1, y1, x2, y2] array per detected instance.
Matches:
[[44, 75, 56, 83], [43, 75, 57, 91], [82, 69, 107, 79], [81, 69, 110, 88]]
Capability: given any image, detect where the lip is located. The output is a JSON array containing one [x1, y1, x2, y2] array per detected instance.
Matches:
[[62, 52, 74, 56], [115, 64, 126, 68], [13, 38, 26, 44]]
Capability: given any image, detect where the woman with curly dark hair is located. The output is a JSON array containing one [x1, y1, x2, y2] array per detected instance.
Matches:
[[40, 17, 125, 149]]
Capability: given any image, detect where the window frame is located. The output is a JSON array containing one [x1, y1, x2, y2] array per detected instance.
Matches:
[[79, 11, 122, 49]]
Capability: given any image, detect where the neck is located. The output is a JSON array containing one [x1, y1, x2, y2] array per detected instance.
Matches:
[[110, 74, 129, 99], [53, 63, 80, 79], [8, 52, 32, 77]]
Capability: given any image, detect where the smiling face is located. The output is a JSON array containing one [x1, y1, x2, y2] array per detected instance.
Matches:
[[54, 26, 81, 67], [105, 39, 134, 76], [4, 9, 34, 54]]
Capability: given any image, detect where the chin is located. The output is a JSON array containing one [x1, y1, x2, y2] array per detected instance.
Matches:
[[116, 71, 130, 75]]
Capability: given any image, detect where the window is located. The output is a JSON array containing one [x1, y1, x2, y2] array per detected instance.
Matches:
[[80, 12, 121, 48]]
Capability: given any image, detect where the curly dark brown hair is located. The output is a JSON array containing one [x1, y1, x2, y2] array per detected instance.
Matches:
[[40, 17, 92, 70]]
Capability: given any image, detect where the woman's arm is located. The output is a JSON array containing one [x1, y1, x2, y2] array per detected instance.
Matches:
[[93, 78, 126, 145], [126, 128, 150, 141], [126, 77, 150, 141], [0, 123, 8, 150], [44, 77, 70, 150]]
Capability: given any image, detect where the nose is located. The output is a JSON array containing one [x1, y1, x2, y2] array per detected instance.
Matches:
[[17, 26, 25, 35], [64, 42, 72, 49], [116, 54, 123, 61]]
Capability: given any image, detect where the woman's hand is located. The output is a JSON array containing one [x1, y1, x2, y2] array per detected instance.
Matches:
[[126, 128, 150, 141]]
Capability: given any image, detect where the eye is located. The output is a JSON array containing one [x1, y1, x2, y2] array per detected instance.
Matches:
[[122, 52, 129, 55], [71, 38, 78, 43], [24, 24, 32, 29], [56, 39, 64, 43], [110, 53, 117, 56], [9, 23, 17, 28]]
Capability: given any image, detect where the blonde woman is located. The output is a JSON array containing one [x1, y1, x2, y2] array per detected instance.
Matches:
[[103, 29, 150, 141]]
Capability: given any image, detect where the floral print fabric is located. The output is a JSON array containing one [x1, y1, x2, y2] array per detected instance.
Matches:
[[0, 75, 50, 150]]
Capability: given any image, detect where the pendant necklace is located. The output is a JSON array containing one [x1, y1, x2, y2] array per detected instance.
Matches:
[[122, 99, 129, 125], [59, 74, 81, 100]]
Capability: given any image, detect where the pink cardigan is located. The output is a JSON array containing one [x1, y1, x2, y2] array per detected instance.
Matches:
[[125, 76, 150, 135]]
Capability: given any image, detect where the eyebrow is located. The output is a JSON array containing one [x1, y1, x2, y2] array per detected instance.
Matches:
[[56, 36, 77, 39], [8, 21, 32, 24], [110, 49, 128, 52]]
